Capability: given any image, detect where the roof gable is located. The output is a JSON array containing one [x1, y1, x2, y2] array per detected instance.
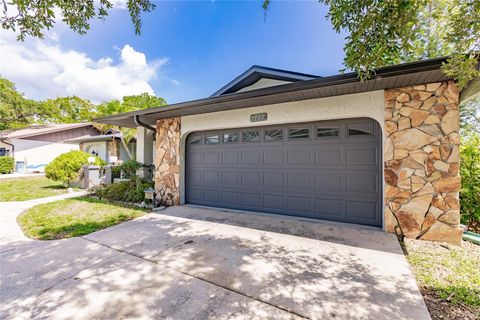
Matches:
[[211, 65, 319, 97]]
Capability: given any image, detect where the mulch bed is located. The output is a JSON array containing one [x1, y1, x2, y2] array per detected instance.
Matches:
[[421, 289, 480, 320]]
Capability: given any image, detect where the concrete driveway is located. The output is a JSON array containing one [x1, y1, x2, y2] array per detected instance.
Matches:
[[1, 205, 430, 320]]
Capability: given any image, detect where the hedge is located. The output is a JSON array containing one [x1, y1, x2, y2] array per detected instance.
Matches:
[[0, 156, 14, 174]]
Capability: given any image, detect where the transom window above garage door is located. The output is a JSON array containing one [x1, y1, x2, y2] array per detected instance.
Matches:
[[186, 118, 379, 145]]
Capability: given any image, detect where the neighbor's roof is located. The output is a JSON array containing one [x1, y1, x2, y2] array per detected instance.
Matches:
[[211, 65, 319, 97], [0, 123, 93, 140], [95, 57, 453, 128], [64, 133, 126, 144]]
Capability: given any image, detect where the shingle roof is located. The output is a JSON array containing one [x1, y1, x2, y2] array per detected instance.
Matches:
[[0, 123, 93, 140]]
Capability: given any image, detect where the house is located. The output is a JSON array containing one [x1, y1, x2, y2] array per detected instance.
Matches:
[[0, 123, 101, 172], [64, 129, 136, 163], [95, 57, 479, 245]]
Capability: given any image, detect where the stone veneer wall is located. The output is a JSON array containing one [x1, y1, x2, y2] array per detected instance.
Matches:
[[155, 117, 181, 206], [384, 81, 463, 245]]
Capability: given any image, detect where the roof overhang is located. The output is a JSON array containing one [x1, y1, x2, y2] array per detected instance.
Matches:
[[94, 57, 453, 128], [0, 122, 94, 140]]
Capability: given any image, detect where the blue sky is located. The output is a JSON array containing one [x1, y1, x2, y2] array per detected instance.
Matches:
[[0, 1, 346, 104]]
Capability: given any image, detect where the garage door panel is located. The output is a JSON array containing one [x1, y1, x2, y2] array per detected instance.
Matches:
[[264, 149, 285, 165], [186, 118, 382, 227], [346, 174, 378, 193], [314, 149, 342, 165], [287, 149, 312, 165], [264, 194, 285, 210], [263, 172, 284, 188], [242, 150, 262, 165], [222, 151, 239, 165], [346, 146, 379, 165], [315, 174, 343, 192], [314, 198, 343, 216], [242, 193, 262, 207], [287, 172, 311, 190], [204, 152, 220, 165], [242, 171, 261, 186]]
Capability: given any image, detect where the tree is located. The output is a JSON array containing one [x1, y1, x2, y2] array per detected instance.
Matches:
[[95, 93, 167, 160], [264, 0, 480, 88], [459, 132, 480, 231], [0, 77, 38, 130], [1, 0, 155, 41], [39, 96, 96, 124]]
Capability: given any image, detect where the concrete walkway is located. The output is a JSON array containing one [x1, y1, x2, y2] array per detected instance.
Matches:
[[0, 191, 87, 246], [1, 204, 431, 320]]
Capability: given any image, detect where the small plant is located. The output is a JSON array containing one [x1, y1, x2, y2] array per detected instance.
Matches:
[[460, 133, 480, 231], [0, 156, 14, 174], [45, 150, 105, 186], [111, 160, 143, 179], [95, 177, 154, 203]]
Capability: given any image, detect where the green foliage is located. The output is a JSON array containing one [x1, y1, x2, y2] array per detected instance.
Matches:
[[38, 96, 96, 123], [263, 0, 480, 88], [460, 132, 480, 230], [95, 177, 154, 203], [18, 197, 146, 240], [0, 77, 39, 130], [1, 0, 156, 41], [0, 156, 14, 174], [111, 160, 143, 179], [45, 150, 105, 186]]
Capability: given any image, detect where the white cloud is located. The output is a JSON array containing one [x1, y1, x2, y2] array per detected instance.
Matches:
[[171, 79, 180, 85], [0, 32, 166, 103]]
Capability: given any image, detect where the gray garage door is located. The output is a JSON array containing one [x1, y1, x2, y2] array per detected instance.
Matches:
[[186, 118, 382, 227]]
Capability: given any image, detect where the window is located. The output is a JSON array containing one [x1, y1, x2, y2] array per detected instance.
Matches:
[[265, 129, 283, 141], [348, 123, 374, 136], [188, 134, 202, 145], [288, 128, 310, 139], [205, 134, 219, 144], [317, 127, 339, 137], [0, 148, 7, 156], [242, 131, 260, 142], [223, 132, 239, 143]]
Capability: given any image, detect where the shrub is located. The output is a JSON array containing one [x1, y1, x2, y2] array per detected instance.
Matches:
[[0, 156, 14, 174], [460, 133, 480, 231], [111, 159, 143, 179], [45, 150, 106, 186], [95, 177, 154, 203]]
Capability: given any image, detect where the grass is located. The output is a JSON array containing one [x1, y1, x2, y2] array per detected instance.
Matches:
[[0, 176, 67, 201], [18, 197, 147, 240], [404, 238, 480, 319]]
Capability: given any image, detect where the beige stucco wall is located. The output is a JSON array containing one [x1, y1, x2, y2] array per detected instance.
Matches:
[[180, 90, 386, 211], [9, 138, 79, 166]]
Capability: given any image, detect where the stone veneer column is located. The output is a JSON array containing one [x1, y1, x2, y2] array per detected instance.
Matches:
[[155, 117, 181, 206], [384, 81, 463, 244]]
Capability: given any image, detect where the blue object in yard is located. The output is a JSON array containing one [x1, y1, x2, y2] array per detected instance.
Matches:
[[15, 161, 25, 173], [24, 164, 47, 173], [463, 231, 480, 245]]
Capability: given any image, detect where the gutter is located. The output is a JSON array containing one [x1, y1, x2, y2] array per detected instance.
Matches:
[[0, 139, 14, 157], [134, 115, 156, 132]]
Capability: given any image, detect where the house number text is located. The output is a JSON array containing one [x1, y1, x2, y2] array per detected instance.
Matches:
[[250, 112, 268, 122]]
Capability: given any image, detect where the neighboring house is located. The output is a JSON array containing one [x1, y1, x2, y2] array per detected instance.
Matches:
[[64, 130, 136, 163], [0, 123, 101, 172], [96, 57, 480, 245]]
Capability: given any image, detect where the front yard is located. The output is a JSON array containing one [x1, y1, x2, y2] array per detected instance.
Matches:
[[17, 197, 147, 240], [0, 176, 67, 201], [404, 238, 480, 320]]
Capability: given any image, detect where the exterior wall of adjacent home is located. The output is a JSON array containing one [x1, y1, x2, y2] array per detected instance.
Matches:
[[82, 141, 108, 161], [8, 138, 79, 166], [153, 81, 462, 244], [0, 141, 13, 156]]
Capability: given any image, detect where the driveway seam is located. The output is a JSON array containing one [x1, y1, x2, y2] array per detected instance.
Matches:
[[82, 236, 310, 319]]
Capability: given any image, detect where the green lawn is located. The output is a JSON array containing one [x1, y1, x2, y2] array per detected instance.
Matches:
[[0, 176, 67, 201], [18, 197, 147, 240], [404, 239, 480, 319]]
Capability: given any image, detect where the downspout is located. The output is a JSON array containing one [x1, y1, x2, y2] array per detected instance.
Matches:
[[134, 115, 156, 132], [1, 139, 14, 157]]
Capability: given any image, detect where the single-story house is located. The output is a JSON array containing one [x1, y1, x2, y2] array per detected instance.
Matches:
[[0, 123, 101, 172], [95, 57, 480, 245], [64, 130, 137, 163]]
